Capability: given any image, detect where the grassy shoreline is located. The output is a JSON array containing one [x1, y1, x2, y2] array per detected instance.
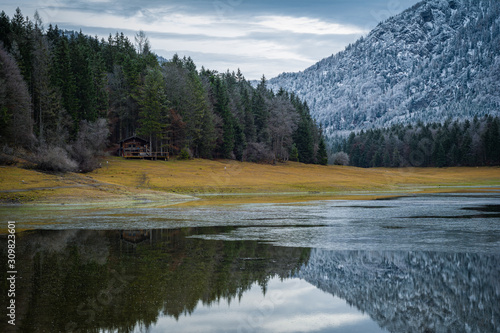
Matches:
[[1, 156, 499, 207]]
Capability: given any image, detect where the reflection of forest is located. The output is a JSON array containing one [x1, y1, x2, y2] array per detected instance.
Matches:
[[0, 228, 310, 333], [299, 250, 500, 333]]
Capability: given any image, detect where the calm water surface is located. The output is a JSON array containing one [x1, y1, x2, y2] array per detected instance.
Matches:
[[1, 194, 499, 332]]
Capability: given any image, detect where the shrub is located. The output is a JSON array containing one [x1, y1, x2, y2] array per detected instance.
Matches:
[[177, 147, 192, 160], [68, 118, 109, 172], [32, 146, 78, 172], [0, 152, 16, 165], [332, 152, 350, 166], [0, 145, 16, 165]]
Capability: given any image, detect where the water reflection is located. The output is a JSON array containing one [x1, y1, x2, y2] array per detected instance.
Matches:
[[1, 228, 309, 333], [299, 249, 500, 333], [153, 277, 385, 333], [1, 228, 499, 333]]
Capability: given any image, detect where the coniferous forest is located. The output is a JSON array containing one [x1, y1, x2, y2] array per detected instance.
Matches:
[[0, 8, 327, 172], [338, 116, 500, 168]]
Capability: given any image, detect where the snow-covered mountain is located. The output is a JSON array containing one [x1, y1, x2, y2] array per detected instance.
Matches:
[[268, 0, 500, 140]]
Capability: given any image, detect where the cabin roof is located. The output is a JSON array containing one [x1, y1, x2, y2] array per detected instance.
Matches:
[[119, 135, 148, 144]]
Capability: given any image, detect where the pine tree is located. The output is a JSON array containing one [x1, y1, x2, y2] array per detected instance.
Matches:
[[213, 76, 234, 158], [0, 11, 12, 50], [137, 67, 168, 154], [290, 143, 299, 162], [188, 68, 214, 157], [10, 8, 34, 94], [69, 32, 95, 128], [90, 49, 109, 121], [371, 151, 382, 167], [392, 147, 400, 167], [482, 117, 500, 165], [317, 137, 328, 165], [198, 105, 217, 159], [435, 142, 446, 167], [253, 76, 270, 143], [233, 122, 246, 161], [51, 34, 78, 122], [241, 86, 256, 143], [32, 31, 67, 145], [294, 117, 314, 164], [460, 132, 473, 166], [163, 57, 214, 157], [383, 149, 391, 167]]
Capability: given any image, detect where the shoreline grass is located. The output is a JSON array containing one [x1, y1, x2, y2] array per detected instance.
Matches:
[[1, 157, 499, 207]]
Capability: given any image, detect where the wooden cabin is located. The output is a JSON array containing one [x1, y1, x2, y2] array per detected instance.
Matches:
[[119, 136, 168, 160], [119, 136, 148, 158]]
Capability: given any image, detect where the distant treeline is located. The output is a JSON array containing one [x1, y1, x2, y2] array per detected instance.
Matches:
[[0, 8, 327, 171], [339, 116, 500, 168]]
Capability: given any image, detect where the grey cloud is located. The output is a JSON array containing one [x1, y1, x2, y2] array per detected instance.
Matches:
[[6, 0, 420, 81], [154, 49, 312, 80]]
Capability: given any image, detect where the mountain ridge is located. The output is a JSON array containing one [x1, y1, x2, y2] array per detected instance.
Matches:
[[268, 0, 500, 141]]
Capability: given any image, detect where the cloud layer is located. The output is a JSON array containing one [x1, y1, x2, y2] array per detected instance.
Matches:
[[3, 0, 420, 79]]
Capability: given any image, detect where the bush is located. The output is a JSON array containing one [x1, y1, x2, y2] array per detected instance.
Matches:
[[332, 152, 350, 166], [177, 147, 192, 160], [0, 152, 17, 165], [68, 118, 109, 172], [68, 144, 100, 172], [32, 146, 78, 172], [0, 145, 16, 165], [28, 119, 108, 173]]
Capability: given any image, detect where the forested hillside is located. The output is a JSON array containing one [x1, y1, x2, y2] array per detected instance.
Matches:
[[337, 115, 500, 167], [0, 8, 327, 172], [269, 0, 500, 139]]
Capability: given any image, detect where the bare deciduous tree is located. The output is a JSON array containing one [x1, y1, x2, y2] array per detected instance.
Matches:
[[135, 30, 150, 55], [0, 44, 34, 147]]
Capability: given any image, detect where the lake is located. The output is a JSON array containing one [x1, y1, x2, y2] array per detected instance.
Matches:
[[1, 193, 499, 332]]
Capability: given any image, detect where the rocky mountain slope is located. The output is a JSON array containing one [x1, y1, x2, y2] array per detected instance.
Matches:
[[268, 0, 500, 140]]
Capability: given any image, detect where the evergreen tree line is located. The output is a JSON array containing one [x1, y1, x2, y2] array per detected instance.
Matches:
[[0, 8, 328, 172], [339, 116, 500, 168]]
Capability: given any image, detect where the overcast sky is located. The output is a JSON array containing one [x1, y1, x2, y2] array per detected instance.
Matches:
[[2, 0, 420, 80]]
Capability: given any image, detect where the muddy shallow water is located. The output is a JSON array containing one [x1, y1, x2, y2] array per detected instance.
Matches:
[[1, 193, 499, 332]]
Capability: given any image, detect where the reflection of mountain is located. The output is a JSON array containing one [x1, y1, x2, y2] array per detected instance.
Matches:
[[0, 228, 309, 333], [298, 250, 500, 333]]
